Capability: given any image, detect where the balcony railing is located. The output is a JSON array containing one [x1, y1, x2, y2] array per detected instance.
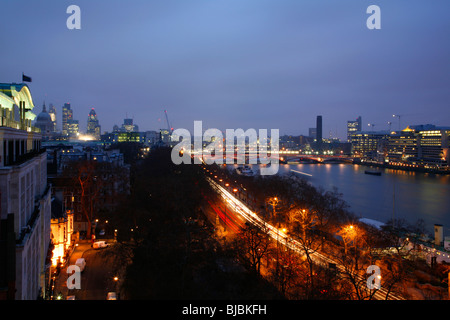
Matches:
[[0, 115, 40, 133]]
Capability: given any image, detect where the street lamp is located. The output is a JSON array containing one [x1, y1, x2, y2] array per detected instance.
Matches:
[[341, 224, 357, 254]]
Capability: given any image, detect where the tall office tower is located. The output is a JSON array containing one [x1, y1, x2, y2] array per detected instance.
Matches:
[[48, 103, 57, 132], [316, 115, 323, 142], [0, 83, 52, 300], [87, 108, 101, 140], [67, 119, 79, 138], [62, 103, 73, 136], [347, 116, 362, 142]]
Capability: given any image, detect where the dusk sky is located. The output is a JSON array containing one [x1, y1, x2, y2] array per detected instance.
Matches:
[[1, 0, 449, 140]]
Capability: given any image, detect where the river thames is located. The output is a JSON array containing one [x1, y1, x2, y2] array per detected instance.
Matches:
[[235, 163, 450, 236]]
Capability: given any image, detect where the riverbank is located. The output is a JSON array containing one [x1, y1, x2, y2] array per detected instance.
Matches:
[[355, 159, 450, 175]]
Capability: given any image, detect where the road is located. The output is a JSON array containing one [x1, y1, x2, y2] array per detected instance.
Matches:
[[207, 176, 405, 300], [55, 240, 117, 300]]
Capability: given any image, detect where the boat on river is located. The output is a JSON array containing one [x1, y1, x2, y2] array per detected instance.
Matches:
[[365, 170, 382, 176]]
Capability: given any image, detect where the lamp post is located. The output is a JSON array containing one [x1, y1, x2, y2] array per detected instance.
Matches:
[[342, 224, 356, 255]]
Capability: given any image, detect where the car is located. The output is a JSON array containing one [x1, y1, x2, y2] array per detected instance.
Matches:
[[107, 292, 117, 300], [92, 241, 108, 249], [75, 258, 86, 272]]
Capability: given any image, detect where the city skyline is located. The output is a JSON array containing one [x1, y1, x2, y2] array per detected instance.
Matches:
[[2, 1, 450, 140]]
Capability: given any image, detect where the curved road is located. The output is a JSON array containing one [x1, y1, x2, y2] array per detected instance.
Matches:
[[207, 176, 405, 300]]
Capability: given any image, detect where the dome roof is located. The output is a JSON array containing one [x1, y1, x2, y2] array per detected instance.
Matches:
[[36, 110, 52, 122], [35, 103, 54, 134]]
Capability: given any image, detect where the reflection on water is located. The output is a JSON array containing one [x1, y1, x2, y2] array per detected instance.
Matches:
[[233, 163, 450, 235]]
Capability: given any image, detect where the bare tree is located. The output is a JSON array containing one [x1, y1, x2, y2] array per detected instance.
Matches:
[[234, 222, 273, 275]]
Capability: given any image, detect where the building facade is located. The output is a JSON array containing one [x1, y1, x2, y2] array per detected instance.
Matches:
[[0, 83, 52, 300], [61, 103, 72, 137], [350, 131, 391, 160], [86, 108, 101, 140], [347, 116, 362, 142], [386, 125, 450, 168]]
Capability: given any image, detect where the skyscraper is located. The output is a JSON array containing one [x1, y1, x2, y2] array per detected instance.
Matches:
[[347, 116, 362, 142], [67, 119, 79, 138], [87, 108, 101, 140], [316, 114, 323, 142], [48, 103, 57, 132], [62, 103, 73, 136]]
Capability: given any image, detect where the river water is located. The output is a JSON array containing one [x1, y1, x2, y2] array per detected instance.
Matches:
[[233, 163, 450, 236]]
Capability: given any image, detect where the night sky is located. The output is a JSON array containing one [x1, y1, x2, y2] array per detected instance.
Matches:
[[1, 0, 449, 140]]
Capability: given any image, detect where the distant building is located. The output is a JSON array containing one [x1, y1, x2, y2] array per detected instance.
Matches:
[[308, 128, 316, 139], [61, 103, 72, 137], [349, 130, 391, 160], [67, 119, 79, 139], [315, 115, 323, 152], [0, 83, 52, 300], [347, 116, 362, 142], [34, 103, 54, 140], [386, 125, 450, 168], [48, 104, 57, 132], [101, 131, 146, 144], [316, 116, 322, 143], [160, 129, 171, 146], [121, 118, 138, 132], [86, 108, 101, 140], [145, 130, 159, 146]]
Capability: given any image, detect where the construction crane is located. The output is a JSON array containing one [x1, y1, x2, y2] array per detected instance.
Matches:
[[164, 110, 173, 134], [392, 114, 402, 131]]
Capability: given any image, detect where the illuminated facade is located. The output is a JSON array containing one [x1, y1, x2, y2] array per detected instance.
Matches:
[[86, 108, 101, 140], [347, 116, 362, 142], [386, 125, 450, 168], [61, 103, 72, 136], [350, 131, 390, 160], [67, 120, 79, 138], [50, 200, 74, 267], [0, 83, 52, 300], [48, 104, 57, 132]]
